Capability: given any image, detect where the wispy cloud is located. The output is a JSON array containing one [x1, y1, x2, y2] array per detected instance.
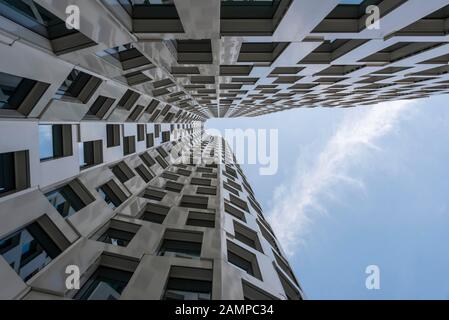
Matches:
[[268, 100, 414, 256]]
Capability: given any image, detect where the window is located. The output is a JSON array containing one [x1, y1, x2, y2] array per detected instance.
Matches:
[[0, 0, 97, 55], [180, 195, 208, 209], [123, 136, 136, 156], [202, 173, 217, 179], [97, 180, 127, 209], [360, 42, 444, 64], [0, 150, 29, 197], [163, 266, 213, 300], [85, 96, 116, 119], [142, 188, 166, 201], [0, 217, 65, 281], [226, 179, 242, 191], [127, 104, 145, 121], [157, 146, 169, 158], [186, 211, 215, 228], [96, 44, 151, 71], [256, 219, 281, 254], [46, 179, 95, 218], [155, 155, 169, 169], [233, 221, 263, 252], [139, 152, 156, 168], [224, 202, 246, 222], [196, 167, 213, 174], [221, 0, 292, 36], [39, 124, 72, 161], [79, 140, 103, 169], [176, 168, 192, 176], [140, 203, 170, 224], [242, 280, 277, 300], [94, 220, 140, 247], [0, 71, 49, 116], [162, 131, 171, 142], [154, 124, 161, 138], [275, 266, 302, 300], [165, 181, 183, 193], [111, 161, 135, 184], [227, 241, 262, 280], [135, 164, 154, 183], [106, 124, 121, 148], [223, 182, 240, 196], [273, 250, 299, 286], [158, 230, 203, 259], [191, 178, 211, 186], [74, 264, 134, 300], [137, 124, 145, 141], [146, 133, 154, 148], [161, 172, 179, 181], [229, 194, 250, 212], [117, 89, 140, 111], [197, 186, 217, 196], [55, 69, 101, 103]]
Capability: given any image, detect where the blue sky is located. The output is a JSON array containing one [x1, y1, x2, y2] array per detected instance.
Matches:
[[206, 95, 449, 299]]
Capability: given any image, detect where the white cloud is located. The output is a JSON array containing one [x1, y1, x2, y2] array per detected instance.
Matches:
[[267, 100, 414, 256]]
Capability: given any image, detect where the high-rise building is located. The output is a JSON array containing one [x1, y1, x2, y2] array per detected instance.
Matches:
[[0, 129, 303, 300], [2, 0, 449, 300]]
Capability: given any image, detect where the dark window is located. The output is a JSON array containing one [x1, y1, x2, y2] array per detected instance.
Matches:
[[0, 220, 62, 281], [158, 230, 203, 259], [191, 178, 211, 186], [275, 266, 302, 300], [176, 168, 192, 176], [224, 202, 246, 222], [233, 221, 263, 252], [97, 180, 127, 209], [123, 136, 136, 156], [180, 195, 208, 209], [163, 267, 212, 300], [157, 146, 169, 158], [117, 89, 140, 111], [46, 179, 94, 218], [135, 164, 154, 183], [162, 131, 170, 142], [111, 162, 135, 183], [74, 266, 133, 300], [146, 133, 154, 148], [186, 211, 215, 228], [86, 96, 115, 119], [137, 124, 145, 141], [154, 124, 161, 138], [55, 69, 101, 103], [230, 194, 250, 212], [79, 140, 103, 169], [0, 71, 49, 115], [39, 124, 72, 161], [155, 155, 169, 169], [96, 44, 151, 70], [0, 0, 97, 55], [165, 181, 183, 193], [98, 228, 134, 247], [227, 241, 262, 280], [197, 186, 216, 196], [0, 152, 16, 196], [161, 172, 179, 181], [140, 203, 170, 224], [142, 188, 166, 201], [106, 125, 121, 148], [139, 152, 156, 168], [242, 280, 277, 300]]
